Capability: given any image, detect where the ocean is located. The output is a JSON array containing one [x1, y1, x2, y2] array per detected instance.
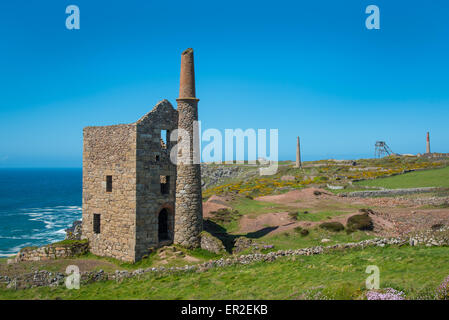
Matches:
[[0, 168, 82, 257]]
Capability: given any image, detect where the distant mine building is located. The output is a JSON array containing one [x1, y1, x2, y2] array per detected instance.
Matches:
[[82, 49, 203, 262], [374, 141, 394, 158]]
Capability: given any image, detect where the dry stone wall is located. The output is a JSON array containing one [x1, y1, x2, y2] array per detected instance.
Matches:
[[14, 241, 89, 263]]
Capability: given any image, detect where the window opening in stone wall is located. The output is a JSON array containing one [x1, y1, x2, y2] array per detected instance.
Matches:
[[106, 175, 112, 192], [161, 130, 168, 149], [160, 175, 169, 195], [158, 209, 169, 241], [156, 155, 160, 161], [93, 214, 101, 234]]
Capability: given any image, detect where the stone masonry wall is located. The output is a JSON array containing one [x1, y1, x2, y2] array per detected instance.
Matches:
[[134, 100, 178, 260], [15, 241, 89, 263], [82, 124, 137, 262], [174, 99, 203, 248]]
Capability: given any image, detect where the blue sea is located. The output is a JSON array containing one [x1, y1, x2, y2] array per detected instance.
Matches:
[[0, 169, 82, 257]]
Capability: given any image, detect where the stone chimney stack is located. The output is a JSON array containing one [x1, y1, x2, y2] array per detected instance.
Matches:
[[295, 137, 301, 168], [174, 48, 203, 248], [426, 132, 431, 154], [179, 48, 196, 98]]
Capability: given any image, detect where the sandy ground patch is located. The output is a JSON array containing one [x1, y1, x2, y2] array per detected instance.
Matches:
[[373, 208, 449, 235], [203, 195, 232, 218], [240, 187, 441, 237]]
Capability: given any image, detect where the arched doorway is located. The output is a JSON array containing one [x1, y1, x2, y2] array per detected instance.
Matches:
[[158, 208, 170, 241]]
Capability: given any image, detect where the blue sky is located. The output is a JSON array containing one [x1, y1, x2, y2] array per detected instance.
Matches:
[[1, 0, 448, 167]]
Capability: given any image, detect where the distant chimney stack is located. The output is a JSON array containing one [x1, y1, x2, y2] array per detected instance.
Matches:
[[426, 132, 431, 154], [295, 136, 302, 168]]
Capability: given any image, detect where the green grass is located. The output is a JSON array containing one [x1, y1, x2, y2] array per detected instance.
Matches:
[[264, 228, 374, 250], [50, 239, 88, 247], [292, 210, 349, 222], [355, 166, 449, 189], [214, 198, 292, 233], [1, 246, 448, 300], [230, 198, 290, 220], [0, 246, 221, 278], [79, 246, 220, 270]]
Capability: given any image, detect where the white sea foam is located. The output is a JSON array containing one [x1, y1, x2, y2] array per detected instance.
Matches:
[[0, 243, 33, 257], [1, 206, 82, 255]]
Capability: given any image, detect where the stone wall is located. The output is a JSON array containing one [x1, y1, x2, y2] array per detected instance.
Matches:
[[174, 98, 203, 248], [134, 100, 178, 260], [200, 232, 225, 254], [346, 187, 439, 198], [65, 220, 82, 240], [82, 123, 138, 262], [14, 241, 89, 263], [82, 100, 179, 262]]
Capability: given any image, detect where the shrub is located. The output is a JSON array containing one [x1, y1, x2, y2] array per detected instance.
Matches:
[[359, 208, 375, 215], [19, 246, 39, 252], [209, 208, 240, 224], [346, 213, 373, 232], [294, 226, 302, 233], [319, 222, 344, 232], [431, 223, 445, 231], [289, 211, 299, 220], [300, 229, 309, 237]]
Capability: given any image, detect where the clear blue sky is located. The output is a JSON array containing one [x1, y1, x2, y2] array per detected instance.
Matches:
[[1, 0, 448, 167]]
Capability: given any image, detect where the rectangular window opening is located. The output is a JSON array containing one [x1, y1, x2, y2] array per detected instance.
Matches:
[[106, 175, 112, 192], [160, 130, 169, 149], [93, 214, 101, 234], [160, 175, 170, 195]]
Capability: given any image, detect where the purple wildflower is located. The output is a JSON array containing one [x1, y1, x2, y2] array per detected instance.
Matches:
[[366, 288, 406, 300], [436, 276, 449, 300]]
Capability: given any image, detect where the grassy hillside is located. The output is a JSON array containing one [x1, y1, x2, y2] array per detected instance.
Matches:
[[1, 246, 448, 300], [355, 166, 449, 189], [202, 156, 449, 199]]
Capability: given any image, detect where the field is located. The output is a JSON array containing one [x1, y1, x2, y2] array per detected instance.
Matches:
[[355, 166, 449, 189], [1, 246, 448, 300]]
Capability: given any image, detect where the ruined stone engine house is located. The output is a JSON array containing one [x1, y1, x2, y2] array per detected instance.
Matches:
[[82, 49, 203, 262]]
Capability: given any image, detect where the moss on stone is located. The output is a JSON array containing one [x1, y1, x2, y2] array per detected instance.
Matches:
[[49, 239, 89, 248]]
